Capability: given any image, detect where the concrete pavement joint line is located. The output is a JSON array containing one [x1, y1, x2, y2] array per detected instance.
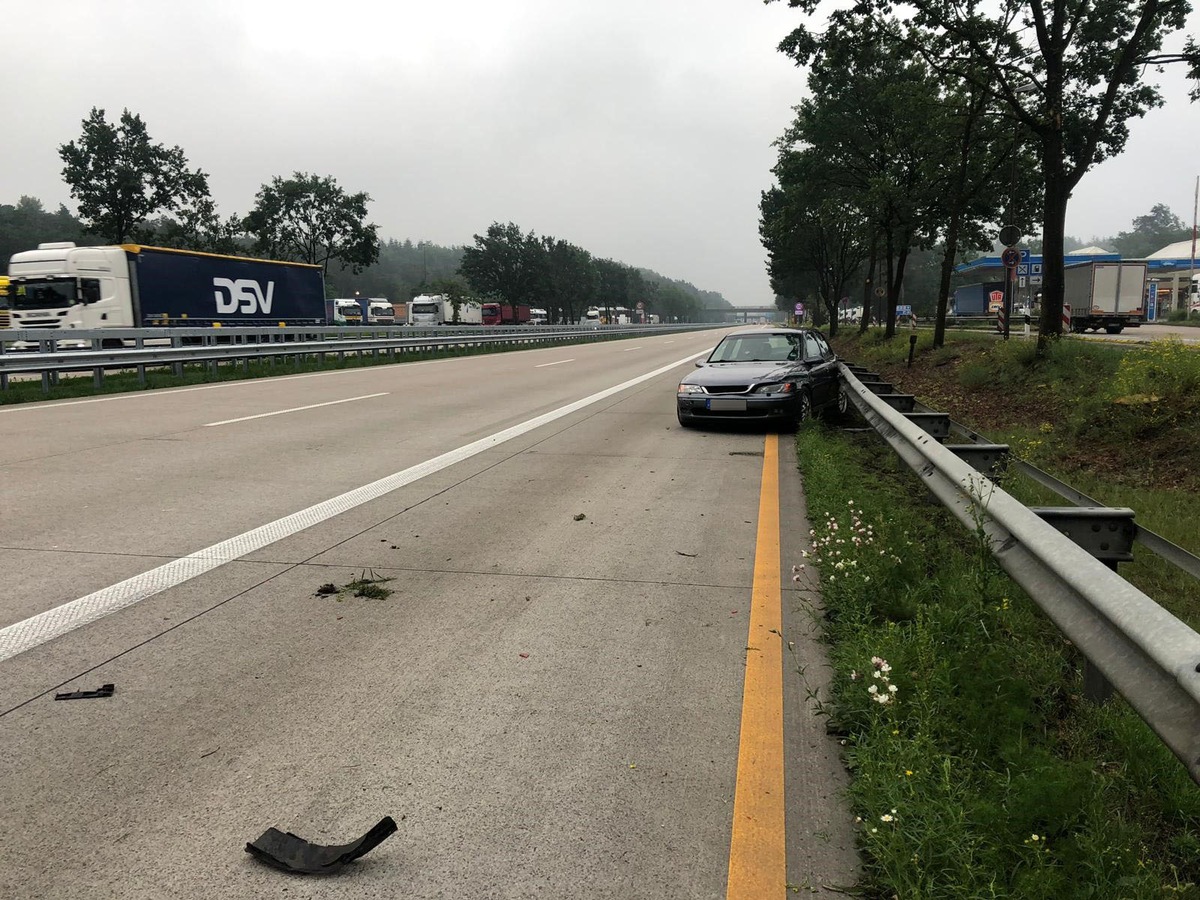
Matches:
[[202, 392, 390, 427], [0, 350, 707, 664], [283, 561, 750, 591], [0, 355, 467, 414], [534, 359, 575, 368], [727, 433, 787, 899]]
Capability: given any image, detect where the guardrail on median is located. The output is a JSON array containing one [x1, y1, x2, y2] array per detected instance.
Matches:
[[839, 362, 1200, 784], [0, 323, 725, 393]]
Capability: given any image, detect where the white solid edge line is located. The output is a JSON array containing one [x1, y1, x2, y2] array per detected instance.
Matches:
[[0, 350, 707, 663], [203, 393, 389, 427], [534, 359, 575, 368]]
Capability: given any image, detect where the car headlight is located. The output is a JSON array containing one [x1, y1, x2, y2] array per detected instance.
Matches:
[[751, 382, 795, 395], [678, 383, 706, 394]]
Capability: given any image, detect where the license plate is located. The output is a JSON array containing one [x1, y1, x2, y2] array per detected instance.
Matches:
[[707, 398, 747, 411]]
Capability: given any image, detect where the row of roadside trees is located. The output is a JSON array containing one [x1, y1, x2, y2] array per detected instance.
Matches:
[[40, 108, 727, 323], [759, 0, 1199, 349], [457, 222, 722, 324]]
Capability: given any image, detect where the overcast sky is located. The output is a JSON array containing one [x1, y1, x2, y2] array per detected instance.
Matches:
[[4, 1, 1198, 306]]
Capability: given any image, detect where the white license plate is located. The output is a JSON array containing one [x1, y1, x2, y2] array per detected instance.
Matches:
[[707, 398, 747, 411]]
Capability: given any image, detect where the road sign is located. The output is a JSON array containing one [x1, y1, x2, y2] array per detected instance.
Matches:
[[895, 305, 912, 317], [1019, 276, 1027, 288], [1017, 264, 1029, 275], [794, 302, 805, 315], [1001, 247, 1020, 269], [1148, 282, 1159, 321], [1030, 275, 1043, 286], [999, 225, 1021, 246], [874, 287, 886, 297]]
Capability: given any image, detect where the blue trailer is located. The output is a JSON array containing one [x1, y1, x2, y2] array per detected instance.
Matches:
[[5, 242, 325, 333]]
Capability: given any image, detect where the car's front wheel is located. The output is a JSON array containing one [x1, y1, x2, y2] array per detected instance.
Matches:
[[677, 408, 696, 428], [794, 390, 814, 427]]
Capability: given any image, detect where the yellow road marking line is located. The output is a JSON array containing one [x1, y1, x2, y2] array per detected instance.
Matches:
[[726, 432, 786, 898]]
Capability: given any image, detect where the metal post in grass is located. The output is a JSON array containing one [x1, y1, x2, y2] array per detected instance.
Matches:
[[40, 339, 51, 393], [92, 337, 104, 388], [172, 335, 183, 377], [135, 336, 146, 385]]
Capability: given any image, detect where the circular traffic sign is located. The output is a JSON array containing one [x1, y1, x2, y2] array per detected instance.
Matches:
[[874, 287, 886, 297], [1001, 247, 1020, 269], [999, 225, 1021, 247]]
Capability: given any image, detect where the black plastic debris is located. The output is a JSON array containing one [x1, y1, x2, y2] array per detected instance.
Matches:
[[245, 816, 398, 874], [54, 683, 115, 701]]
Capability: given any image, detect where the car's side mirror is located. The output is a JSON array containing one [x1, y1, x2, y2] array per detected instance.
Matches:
[[695, 360, 705, 367]]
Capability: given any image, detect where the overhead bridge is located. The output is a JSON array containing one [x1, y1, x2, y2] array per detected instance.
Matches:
[[704, 307, 786, 323]]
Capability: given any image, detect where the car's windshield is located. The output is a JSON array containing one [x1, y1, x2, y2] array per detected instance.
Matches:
[[709, 334, 799, 363], [10, 279, 77, 310]]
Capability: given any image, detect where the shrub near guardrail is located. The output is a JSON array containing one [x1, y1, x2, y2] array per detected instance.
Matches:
[[791, 422, 1200, 899]]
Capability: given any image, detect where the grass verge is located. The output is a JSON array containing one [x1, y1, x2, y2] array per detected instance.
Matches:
[[791, 420, 1200, 898]]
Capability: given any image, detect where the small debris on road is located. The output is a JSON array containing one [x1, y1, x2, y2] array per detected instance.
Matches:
[[316, 583, 339, 596], [675, 550, 698, 558], [519, 653, 530, 659], [573, 513, 586, 521], [55, 683, 115, 701], [245, 816, 398, 874]]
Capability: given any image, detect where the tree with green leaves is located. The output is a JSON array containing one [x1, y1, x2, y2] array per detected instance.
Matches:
[[775, 24, 949, 338], [458, 221, 543, 316], [0, 196, 93, 262], [1110, 203, 1191, 260], [769, 0, 1199, 345], [542, 237, 597, 325], [59, 108, 210, 244], [244, 172, 380, 277], [142, 197, 245, 254]]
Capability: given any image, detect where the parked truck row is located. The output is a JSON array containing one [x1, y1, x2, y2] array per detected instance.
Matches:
[[0, 243, 643, 339]]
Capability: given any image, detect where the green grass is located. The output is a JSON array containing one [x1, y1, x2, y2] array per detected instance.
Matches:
[[790, 421, 1200, 898]]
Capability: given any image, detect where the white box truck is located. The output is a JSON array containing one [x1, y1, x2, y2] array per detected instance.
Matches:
[[407, 294, 482, 326], [1063, 261, 1147, 334]]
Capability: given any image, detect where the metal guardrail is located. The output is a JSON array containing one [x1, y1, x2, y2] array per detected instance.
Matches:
[[840, 362, 1200, 784], [0, 323, 725, 393], [937, 414, 1200, 581]]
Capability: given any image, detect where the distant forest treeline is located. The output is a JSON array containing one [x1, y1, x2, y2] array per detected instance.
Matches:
[[0, 196, 732, 320]]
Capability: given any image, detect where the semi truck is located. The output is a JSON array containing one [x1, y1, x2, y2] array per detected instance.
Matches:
[[365, 298, 394, 324], [1063, 261, 1146, 334], [407, 294, 483, 326], [482, 302, 531, 325], [5, 243, 325, 344]]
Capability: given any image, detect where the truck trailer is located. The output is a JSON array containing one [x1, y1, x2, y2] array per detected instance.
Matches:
[[482, 302, 531, 325], [5, 243, 325, 344], [1063, 261, 1146, 334], [407, 295, 483, 326]]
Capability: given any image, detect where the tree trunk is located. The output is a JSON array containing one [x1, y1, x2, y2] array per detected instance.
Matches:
[[934, 209, 964, 349], [1037, 140, 1070, 352]]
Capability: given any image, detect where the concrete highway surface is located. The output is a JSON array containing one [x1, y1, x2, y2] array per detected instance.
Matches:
[[0, 328, 857, 898]]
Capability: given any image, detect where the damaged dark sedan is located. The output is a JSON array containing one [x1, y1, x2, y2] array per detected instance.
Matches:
[[676, 328, 844, 428]]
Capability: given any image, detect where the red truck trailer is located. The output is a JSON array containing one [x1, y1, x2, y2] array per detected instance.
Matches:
[[481, 302, 530, 325]]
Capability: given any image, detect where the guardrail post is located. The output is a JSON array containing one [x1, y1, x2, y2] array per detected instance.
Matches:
[[1030, 507, 1136, 704], [135, 336, 146, 385], [40, 339, 51, 393], [92, 337, 104, 388], [0, 338, 7, 391], [172, 336, 183, 377]]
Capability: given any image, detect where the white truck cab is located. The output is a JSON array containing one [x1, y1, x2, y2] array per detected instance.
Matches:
[[7, 243, 135, 334]]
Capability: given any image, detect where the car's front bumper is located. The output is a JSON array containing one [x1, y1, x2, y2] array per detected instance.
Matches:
[[677, 393, 800, 420]]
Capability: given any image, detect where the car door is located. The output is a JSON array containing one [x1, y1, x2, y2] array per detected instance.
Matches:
[[802, 332, 837, 407]]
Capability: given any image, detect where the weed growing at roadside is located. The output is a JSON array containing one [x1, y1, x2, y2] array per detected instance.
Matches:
[[792, 421, 1200, 898]]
